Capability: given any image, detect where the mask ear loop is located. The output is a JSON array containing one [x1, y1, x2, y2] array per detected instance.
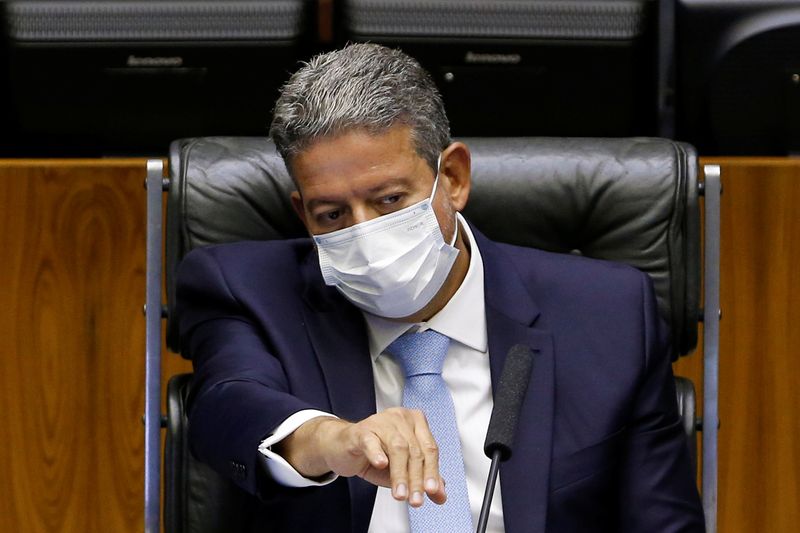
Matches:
[[431, 152, 460, 247], [429, 153, 443, 202]]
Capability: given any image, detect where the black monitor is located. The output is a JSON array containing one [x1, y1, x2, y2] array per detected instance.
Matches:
[[0, 0, 312, 156], [676, 0, 800, 155], [340, 0, 660, 138]]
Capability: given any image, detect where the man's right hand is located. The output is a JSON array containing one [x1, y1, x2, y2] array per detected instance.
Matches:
[[274, 408, 447, 507]]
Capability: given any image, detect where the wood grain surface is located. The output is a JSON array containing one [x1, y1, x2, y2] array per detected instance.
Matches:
[[0, 158, 797, 532], [0, 160, 191, 533], [673, 158, 800, 532]]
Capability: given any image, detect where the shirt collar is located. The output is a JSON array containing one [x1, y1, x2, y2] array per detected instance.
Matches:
[[363, 213, 488, 361]]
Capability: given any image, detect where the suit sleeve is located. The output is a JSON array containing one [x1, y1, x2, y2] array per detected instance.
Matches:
[[175, 246, 324, 498], [617, 273, 706, 532]]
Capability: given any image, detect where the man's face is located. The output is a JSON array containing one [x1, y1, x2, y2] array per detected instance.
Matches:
[[289, 125, 460, 243]]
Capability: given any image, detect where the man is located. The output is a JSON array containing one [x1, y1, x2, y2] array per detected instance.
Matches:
[[176, 43, 705, 532]]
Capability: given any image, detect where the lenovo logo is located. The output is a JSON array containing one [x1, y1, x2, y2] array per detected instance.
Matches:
[[464, 52, 522, 65], [127, 55, 184, 67]]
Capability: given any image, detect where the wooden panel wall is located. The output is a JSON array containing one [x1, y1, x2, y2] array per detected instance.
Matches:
[[0, 158, 797, 532], [673, 158, 800, 532], [0, 161, 191, 533]]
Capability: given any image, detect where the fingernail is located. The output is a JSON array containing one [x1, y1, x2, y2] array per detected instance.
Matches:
[[411, 491, 423, 506], [395, 483, 407, 499], [425, 478, 438, 492]]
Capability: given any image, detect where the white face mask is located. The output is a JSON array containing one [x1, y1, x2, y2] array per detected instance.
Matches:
[[312, 156, 459, 318]]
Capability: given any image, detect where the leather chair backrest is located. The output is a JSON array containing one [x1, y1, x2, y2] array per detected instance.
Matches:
[[166, 136, 699, 359]]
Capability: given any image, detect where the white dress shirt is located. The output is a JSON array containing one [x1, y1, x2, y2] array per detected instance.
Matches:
[[259, 214, 505, 533]]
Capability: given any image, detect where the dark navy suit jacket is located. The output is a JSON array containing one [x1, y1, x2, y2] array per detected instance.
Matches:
[[176, 223, 705, 532]]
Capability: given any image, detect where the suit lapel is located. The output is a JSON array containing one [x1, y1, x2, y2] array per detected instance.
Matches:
[[300, 251, 377, 533], [477, 228, 555, 533]]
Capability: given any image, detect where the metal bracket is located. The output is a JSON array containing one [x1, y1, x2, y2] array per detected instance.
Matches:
[[701, 164, 721, 533], [144, 160, 165, 533]]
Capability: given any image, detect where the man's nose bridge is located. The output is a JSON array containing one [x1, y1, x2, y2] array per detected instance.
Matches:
[[350, 203, 379, 225]]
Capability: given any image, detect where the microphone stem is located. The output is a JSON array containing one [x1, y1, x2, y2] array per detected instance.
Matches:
[[476, 449, 502, 533]]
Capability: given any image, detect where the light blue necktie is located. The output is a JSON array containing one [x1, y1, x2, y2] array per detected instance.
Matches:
[[387, 329, 473, 533]]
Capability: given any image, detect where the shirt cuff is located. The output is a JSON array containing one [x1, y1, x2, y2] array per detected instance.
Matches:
[[258, 409, 339, 487]]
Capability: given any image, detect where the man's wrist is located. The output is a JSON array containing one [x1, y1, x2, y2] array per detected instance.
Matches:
[[277, 416, 349, 479]]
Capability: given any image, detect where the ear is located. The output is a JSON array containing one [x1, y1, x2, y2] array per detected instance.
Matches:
[[440, 142, 471, 212], [290, 190, 309, 228]]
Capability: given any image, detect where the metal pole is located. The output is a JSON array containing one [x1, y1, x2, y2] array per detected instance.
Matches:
[[701, 164, 721, 533], [144, 160, 165, 533]]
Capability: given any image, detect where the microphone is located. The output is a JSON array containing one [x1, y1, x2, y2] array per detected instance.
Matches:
[[476, 344, 535, 533]]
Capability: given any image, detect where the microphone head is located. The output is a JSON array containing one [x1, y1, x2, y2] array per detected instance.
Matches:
[[483, 344, 535, 462]]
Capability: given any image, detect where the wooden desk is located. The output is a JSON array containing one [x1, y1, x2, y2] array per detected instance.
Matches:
[[673, 157, 800, 532], [0, 157, 797, 532], [0, 160, 191, 533]]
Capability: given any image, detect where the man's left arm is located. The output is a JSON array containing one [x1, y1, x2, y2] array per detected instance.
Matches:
[[618, 273, 706, 532]]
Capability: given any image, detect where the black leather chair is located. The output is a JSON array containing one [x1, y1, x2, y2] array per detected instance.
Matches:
[[149, 136, 710, 532]]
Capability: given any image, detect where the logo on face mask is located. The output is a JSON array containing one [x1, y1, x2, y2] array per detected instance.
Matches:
[[406, 221, 425, 232], [313, 155, 459, 318]]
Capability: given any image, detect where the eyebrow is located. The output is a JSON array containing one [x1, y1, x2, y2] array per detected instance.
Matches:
[[305, 176, 415, 211]]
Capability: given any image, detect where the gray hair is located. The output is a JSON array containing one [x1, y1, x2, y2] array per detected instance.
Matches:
[[269, 43, 451, 173]]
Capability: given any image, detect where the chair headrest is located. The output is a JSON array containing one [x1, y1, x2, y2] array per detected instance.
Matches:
[[167, 136, 699, 358]]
